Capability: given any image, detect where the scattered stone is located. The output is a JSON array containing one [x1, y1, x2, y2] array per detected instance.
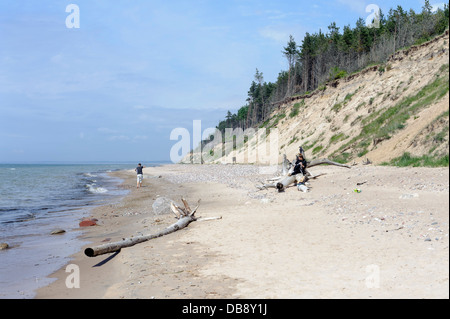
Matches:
[[0, 243, 9, 250], [399, 193, 419, 199], [79, 219, 98, 227], [50, 229, 66, 235], [424, 238, 432, 242]]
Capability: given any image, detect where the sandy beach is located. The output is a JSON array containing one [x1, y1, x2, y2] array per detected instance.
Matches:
[[35, 163, 449, 299]]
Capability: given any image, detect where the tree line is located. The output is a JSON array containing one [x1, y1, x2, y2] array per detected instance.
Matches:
[[215, 1, 449, 134]]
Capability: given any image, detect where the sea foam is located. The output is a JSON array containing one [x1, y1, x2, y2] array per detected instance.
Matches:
[[86, 184, 108, 194]]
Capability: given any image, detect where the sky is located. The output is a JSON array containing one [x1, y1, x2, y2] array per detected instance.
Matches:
[[0, 0, 445, 163]]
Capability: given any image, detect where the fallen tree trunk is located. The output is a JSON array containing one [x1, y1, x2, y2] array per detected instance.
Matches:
[[307, 158, 351, 169], [85, 199, 201, 257], [257, 158, 350, 191], [276, 175, 297, 192], [281, 154, 291, 176]]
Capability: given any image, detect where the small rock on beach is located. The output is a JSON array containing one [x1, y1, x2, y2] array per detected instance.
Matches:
[[79, 219, 98, 227], [50, 229, 66, 235]]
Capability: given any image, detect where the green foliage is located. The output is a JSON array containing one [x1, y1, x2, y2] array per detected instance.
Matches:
[[288, 136, 299, 145], [329, 133, 347, 144], [382, 153, 449, 167], [329, 64, 449, 163], [289, 101, 305, 118], [328, 67, 348, 81], [331, 102, 343, 113], [433, 127, 448, 143], [361, 72, 449, 142], [330, 152, 352, 164], [312, 145, 324, 155], [212, 3, 450, 148], [269, 112, 286, 128]]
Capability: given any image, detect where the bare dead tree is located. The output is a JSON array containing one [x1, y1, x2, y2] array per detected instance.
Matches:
[[257, 158, 351, 192], [85, 199, 204, 257]]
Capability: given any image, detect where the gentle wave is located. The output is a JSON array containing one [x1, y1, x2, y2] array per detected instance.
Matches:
[[83, 172, 97, 178], [86, 183, 108, 194]]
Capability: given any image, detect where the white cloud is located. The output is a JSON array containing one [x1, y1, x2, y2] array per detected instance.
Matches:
[[431, 3, 446, 12]]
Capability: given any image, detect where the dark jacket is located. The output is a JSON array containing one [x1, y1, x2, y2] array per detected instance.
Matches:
[[292, 157, 307, 175]]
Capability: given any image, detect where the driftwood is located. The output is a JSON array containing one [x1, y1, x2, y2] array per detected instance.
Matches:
[[258, 158, 351, 192], [85, 199, 201, 257]]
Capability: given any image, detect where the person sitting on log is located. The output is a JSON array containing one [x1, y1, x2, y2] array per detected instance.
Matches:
[[290, 153, 308, 176]]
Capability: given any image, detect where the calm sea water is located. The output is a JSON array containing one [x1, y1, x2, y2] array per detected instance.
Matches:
[[0, 163, 157, 299]]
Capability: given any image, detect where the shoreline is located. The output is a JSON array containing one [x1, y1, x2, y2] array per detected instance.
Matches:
[[35, 164, 247, 299], [36, 164, 449, 299], [0, 164, 132, 299]]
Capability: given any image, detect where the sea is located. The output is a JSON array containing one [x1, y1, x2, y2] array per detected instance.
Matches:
[[0, 162, 161, 299]]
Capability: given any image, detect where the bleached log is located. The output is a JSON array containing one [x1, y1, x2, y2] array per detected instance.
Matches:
[[307, 158, 351, 169], [281, 154, 291, 176], [197, 216, 222, 222], [257, 158, 350, 191], [85, 198, 202, 258], [84, 216, 196, 257], [276, 175, 297, 192]]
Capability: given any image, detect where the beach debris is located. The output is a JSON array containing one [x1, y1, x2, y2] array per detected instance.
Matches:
[[257, 158, 351, 192], [297, 183, 308, 192], [50, 229, 66, 235], [197, 216, 223, 222], [85, 198, 219, 258], [79, 218, 98, 227], [0, 243, 9, 250], [399, 193, 419, 199]]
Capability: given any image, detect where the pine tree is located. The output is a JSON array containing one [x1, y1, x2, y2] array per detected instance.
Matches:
[[283, 35, 299, 96]]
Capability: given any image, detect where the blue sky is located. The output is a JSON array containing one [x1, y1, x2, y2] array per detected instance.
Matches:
[[0, 0, 443, 163]]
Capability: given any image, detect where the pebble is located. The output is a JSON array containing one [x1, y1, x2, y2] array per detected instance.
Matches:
[[0, 243, 9, 250], [50, 229, 66, 235], [164, 165, 262, 191], [161, 164, 449, 246], [399, 193, 419, 199], [79, 219, 98, 227]]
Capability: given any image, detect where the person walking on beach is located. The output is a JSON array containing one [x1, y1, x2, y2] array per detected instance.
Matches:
[[135, 163, 145, 188]]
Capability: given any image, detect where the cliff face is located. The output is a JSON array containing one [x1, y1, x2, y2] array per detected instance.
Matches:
[[195, 31, 449, 166]]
